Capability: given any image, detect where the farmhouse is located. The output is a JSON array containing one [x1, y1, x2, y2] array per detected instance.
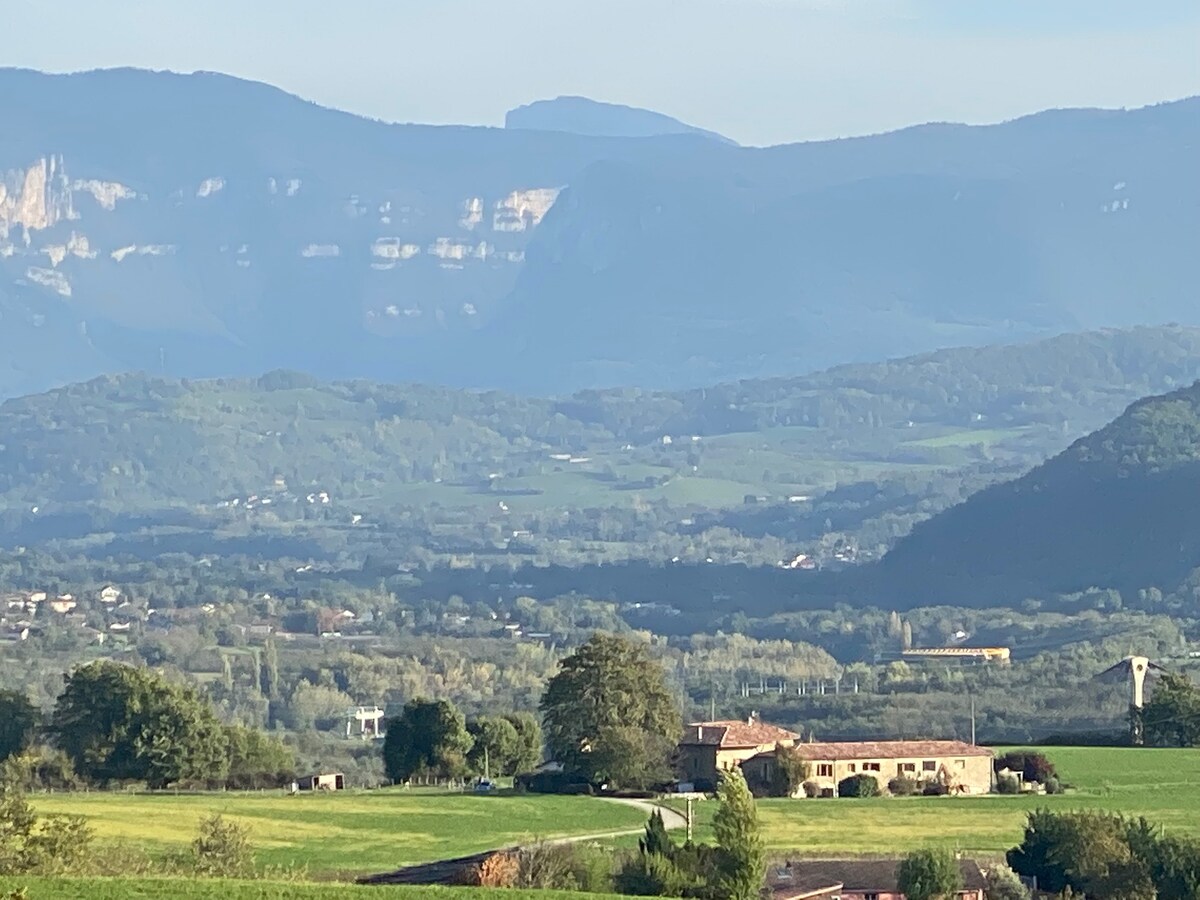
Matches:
[[746, 739, 994, 796], [770, 859, 987, 900], [677, 715, 799, 787]]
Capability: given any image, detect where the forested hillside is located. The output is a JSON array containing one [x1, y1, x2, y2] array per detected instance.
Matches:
[[1, 325, 1199, 586], [880, 379, 1200, 605]]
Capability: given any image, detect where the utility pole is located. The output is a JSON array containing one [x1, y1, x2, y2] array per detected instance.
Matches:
[[484, 745, 490, 780], [686, 797, 694, 844], [970, 696, 977, 746]]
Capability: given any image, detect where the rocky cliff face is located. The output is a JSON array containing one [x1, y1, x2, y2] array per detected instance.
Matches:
[[0, 67, 1196, 398]]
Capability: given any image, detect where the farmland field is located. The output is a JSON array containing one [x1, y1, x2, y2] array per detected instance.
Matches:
[[30, 790, 646, 878], [666, 747, 1200, 857], [0, 879, 627, 900]]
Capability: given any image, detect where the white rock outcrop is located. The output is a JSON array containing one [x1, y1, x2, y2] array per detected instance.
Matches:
[[493, 188, 560, 232]]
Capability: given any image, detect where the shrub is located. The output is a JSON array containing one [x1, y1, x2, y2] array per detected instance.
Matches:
[[801, 781, 820, 798], [516, 842, 591, 891], [838, 774, 881, 798], [996, 774, 1021, 794], [995, 751, 1058, 785], [466, 851, 519, 887], [922, 781, 949, 797], [888, 776, 921, 796], [985, 864, 1032, 900], [1043, 776, 1064, 795], [192, 814, 253, 878], [616, 851, 690, 896]]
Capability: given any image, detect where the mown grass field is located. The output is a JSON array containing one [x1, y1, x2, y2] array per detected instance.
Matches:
[[31, 790, 645, 878], [0, 879, 627, 900], [666, 747, 1200, 857]]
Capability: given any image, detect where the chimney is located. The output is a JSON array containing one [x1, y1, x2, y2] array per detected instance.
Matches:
[[697, 725, 704, 741]]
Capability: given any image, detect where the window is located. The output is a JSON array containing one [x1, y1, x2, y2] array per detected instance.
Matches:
[[899, 762, 916, 774], [847, 763, 857, 773], [817, 764, 834, 778], [865, 893, 879, 900], [863, 762, 881, 772], [923, 760, 937, 772], [955, 759, 966, 769]]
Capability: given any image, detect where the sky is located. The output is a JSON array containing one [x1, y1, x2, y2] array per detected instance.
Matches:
[[6, 0, 1199, 146]]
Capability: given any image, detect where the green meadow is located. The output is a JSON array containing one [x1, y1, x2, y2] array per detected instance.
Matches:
[[668, 747, 1200, 857], [30, 790, 646, 878]]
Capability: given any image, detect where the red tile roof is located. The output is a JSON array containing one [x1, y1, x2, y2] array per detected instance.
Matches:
[[787, 739, 992, 760], [681, 719, 799, 748]]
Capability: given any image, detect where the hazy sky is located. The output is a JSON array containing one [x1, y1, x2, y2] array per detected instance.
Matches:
[[7, 0, 1199, 146]]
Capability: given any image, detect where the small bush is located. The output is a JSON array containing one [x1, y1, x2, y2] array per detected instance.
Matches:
[[516, 842, 585, 890], [996, 774, 1021, 794], [801, 781, 820, 798], [466, 851, 520, 887], [1043, 776, 1063, 795], [616, 851, 689, 896], [923, 781, 949, 796], [995, 751, 1058, 785], [888, 776, 921, 796], [192, 814, 253, 878], [838, 774, 881, 798]]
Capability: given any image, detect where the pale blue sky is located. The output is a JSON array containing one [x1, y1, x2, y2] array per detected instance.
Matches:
[[8, 0, 1199, 145]]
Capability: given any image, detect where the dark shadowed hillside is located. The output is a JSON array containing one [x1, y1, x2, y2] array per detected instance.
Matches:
[[880, 380, 1200, 605]]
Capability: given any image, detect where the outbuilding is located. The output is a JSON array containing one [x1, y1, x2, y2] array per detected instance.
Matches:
[[297, 772, 345, 791]]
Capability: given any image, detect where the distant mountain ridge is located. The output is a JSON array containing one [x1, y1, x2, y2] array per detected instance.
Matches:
[[505, 96, 735, 143], [1, 67, 1197, 397]]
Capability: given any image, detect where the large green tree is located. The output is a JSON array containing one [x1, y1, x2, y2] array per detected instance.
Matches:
[[1144, 673, 1200, 747], [224, 724, 295, 788], [896, 849, 963, 900], [468, 716, 521, 778], [53, 661, 228, 788], [383, 699, 473, 782], [712, 767, 765, 900], [0, 690, 38, 763], [540, 633, 681, 787]]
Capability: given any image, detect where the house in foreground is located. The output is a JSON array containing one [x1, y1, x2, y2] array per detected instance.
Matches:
[[680, 716, 993, 795], [770, 858, 987, 900], [676, 716, 800, 788], [749, 739, 994, 796]]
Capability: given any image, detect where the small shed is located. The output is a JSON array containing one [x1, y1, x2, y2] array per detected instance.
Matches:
[[298, 772, 345, 791]]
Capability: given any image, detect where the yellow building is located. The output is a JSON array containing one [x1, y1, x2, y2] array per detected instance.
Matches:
[[677, 716, 800, 788], [752, 739, 994, 796]]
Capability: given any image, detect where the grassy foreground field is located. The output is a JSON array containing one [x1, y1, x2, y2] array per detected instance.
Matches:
[[30, 790, 645, 877], [668, 747, 1200, 856], [0, 880, 627, 900]]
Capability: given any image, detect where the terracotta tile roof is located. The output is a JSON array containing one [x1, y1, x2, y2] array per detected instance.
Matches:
[[787, 740, 992, 760], [776, 859, 987, 894], [681, 719, 799, 748]]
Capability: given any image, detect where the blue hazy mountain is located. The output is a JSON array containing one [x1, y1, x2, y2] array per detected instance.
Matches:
[[505, 96, 735, 143], [0, 67, 1196, 397]]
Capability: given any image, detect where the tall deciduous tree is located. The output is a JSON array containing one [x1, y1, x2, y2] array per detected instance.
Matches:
[[897, 849, 963, 900], [1144, 673, 1200, 747], [383, 699, 473, 782], [540, 633, 681, 787], [712, 767, 765, 900], [468, 716, 521, 777], [0, 690, 38, 763], [53, 661, 228, 788], [504, 712, 543, 774]]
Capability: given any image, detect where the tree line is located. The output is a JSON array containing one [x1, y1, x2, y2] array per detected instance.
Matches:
[[0, 662, 293, 790]]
